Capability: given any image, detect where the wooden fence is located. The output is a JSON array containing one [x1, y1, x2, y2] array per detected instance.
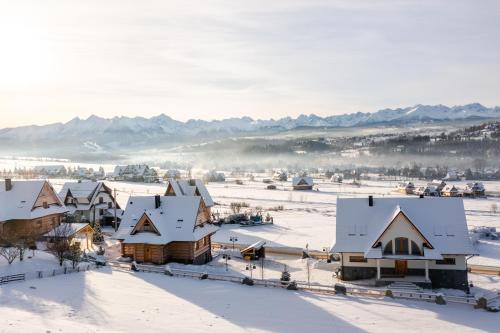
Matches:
[[0, 263, 95, 286]]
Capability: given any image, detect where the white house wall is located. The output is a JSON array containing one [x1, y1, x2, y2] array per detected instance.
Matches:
[[377, 213, 427, 254], [340, 253, 466, 270]]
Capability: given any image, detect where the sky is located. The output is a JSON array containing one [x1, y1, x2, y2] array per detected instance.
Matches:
[[1, 0, 500, 128]]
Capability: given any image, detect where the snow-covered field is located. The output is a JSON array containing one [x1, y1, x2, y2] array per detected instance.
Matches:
[[1, 268, 499, 333]]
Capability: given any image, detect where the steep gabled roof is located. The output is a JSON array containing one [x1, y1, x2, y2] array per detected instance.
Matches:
[[292, 176, 313, 186], [165, 178, 214, 208], [0, 180, 68, 221], [115, 196, 218, 244], [331, 197, 476, 256]]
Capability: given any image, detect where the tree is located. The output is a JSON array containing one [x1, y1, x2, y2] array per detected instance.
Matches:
[[13, 230, 39, 262], [0, 246, 20, 264], [47, 223, 73, 266], [0, 233, 21, 264], [67, 243, 82, 269]]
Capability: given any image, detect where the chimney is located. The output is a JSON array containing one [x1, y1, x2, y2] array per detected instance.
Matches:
[[419, 194, 424, 199], [5, 178, 12, 191], [368, 195, 373, 207], [154, 195, 161, 209]]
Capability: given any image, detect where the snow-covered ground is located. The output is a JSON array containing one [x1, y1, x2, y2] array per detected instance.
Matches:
[[1, 268, 499, 333], [63, 177, 499, 266]]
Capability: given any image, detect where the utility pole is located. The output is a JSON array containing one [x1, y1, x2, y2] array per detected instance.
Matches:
[[113, 188, 118, 232], [261, 255, 264, 280]]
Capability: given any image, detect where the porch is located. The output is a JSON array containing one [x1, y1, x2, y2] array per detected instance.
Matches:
[[374, 258, 432, 288]]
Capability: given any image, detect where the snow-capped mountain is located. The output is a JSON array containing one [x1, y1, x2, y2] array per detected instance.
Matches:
[[0, 103, 498, 154]]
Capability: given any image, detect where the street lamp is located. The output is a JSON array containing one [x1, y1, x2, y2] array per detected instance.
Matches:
[[229, 236, 238, 250], [222, 247, 231, 271], [246, 263, 257, 279]]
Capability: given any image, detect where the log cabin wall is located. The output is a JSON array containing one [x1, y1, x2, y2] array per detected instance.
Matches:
[[0, 213, 63, 239]]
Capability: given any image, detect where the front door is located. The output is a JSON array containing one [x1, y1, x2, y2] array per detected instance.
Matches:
[[144, 246, 152, 262], [395, 260, 408, 276]]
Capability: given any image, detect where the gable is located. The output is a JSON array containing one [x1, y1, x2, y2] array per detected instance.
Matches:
[[373, 211, 433, 249], [130, 214, 161, 236], [33, 182, 61, 209]]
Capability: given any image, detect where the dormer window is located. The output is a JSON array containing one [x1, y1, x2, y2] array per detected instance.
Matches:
[[43, 201, 48, 209]]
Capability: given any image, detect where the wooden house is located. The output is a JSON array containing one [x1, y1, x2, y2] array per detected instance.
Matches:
[[397, 181, 415, 194], [241, 240, 266, 260], [441, 184, 460, 197], [0, 179, 68, 239], [115, 195, 218, 265], [59, 181, 121, 226], [292, 176, 313, 190], [112, 164, 159, 183], [44, 222, 94, 251], [165, 179, 214, 217], [463, 182, 485, 197], [415, 185, 438, 197], [331, 196, 476, 290]]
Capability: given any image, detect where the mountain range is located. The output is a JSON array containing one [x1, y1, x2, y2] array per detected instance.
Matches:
[[0, 103, 499, 158]]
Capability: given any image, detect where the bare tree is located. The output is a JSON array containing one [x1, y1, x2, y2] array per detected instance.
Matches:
[[13, 230, 39, 262], [46, 223, 74, 266], [0, 233, 21, 264], [0, 246, 20, 264]]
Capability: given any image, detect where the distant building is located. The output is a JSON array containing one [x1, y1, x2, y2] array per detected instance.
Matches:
[[463, 182, 485, 197], [112, 164, 159, 183], [273, 170, 288, 182], [441, 184, 460, 197], [415, 185, 439, 197], [430, 180, 446, 193], [0, 179, 68, 239], [33, 165, 67, 177], [292, 176, 314, 190], [58, 181, 121, 226], [203, 170, 225, 183], [397, 181, 415, 194]]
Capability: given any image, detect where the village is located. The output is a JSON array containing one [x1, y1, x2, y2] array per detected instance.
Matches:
[[1, 161, 500, 332]]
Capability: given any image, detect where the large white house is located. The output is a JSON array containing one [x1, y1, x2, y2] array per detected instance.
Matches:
[[331, 196, 476, 290], [58, 181, 121, 226]]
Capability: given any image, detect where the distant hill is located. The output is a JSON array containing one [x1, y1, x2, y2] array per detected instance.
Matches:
[[0, 103, 499, 158]]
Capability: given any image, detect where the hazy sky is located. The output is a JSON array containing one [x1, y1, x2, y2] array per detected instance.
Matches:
[[1, 0, 500, 127]]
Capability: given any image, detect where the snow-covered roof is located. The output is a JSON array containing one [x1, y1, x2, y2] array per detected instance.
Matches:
[[116, 196, 218, 245], [166, 179, 214, 207], [331, 197, 476, 256], [59, 181, 100, 201], [0, 180, 68, 222], [44, 223, 92, 237], [292, 176, 313, 186]]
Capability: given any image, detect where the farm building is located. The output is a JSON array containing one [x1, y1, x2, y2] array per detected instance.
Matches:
[[463, 182, 485, 197], [44, 222, 94, 251], [397, 181, 415, 194], [0, 179, 68, 240], [331, 196, 476, 290], [241, 240, 266, 260], [292, 176, 314, 190], [115, 195, 218, 265], [33, 165, 67, 177], [441, 184, 460, 197], [59, 181, 121, 226], [112, 164, 159, 183], [415, 185, 439, 197], [165, 178, 214, 216]]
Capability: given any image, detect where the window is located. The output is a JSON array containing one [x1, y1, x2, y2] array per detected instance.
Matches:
[[99, 209, 104, 216], [349, 256, 367, 263], [395, 237, 409, 255], [43, 201, 48, 209], [99, 197, 104, 204], [203, 237, 208, 246], [436, 258, 456, 265], [142, 220, 154, 232], [411, 241, 422, 255], [383, 241, 393, 255], [195, 241, 200, 250], [108, 202, 112, 209]]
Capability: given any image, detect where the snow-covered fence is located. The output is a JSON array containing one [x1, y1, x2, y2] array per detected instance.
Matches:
[[0, 263, 95, 286], [0, 273, 25, 285]]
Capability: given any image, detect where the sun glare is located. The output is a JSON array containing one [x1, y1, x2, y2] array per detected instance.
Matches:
[[0, 17, 54, 88]]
